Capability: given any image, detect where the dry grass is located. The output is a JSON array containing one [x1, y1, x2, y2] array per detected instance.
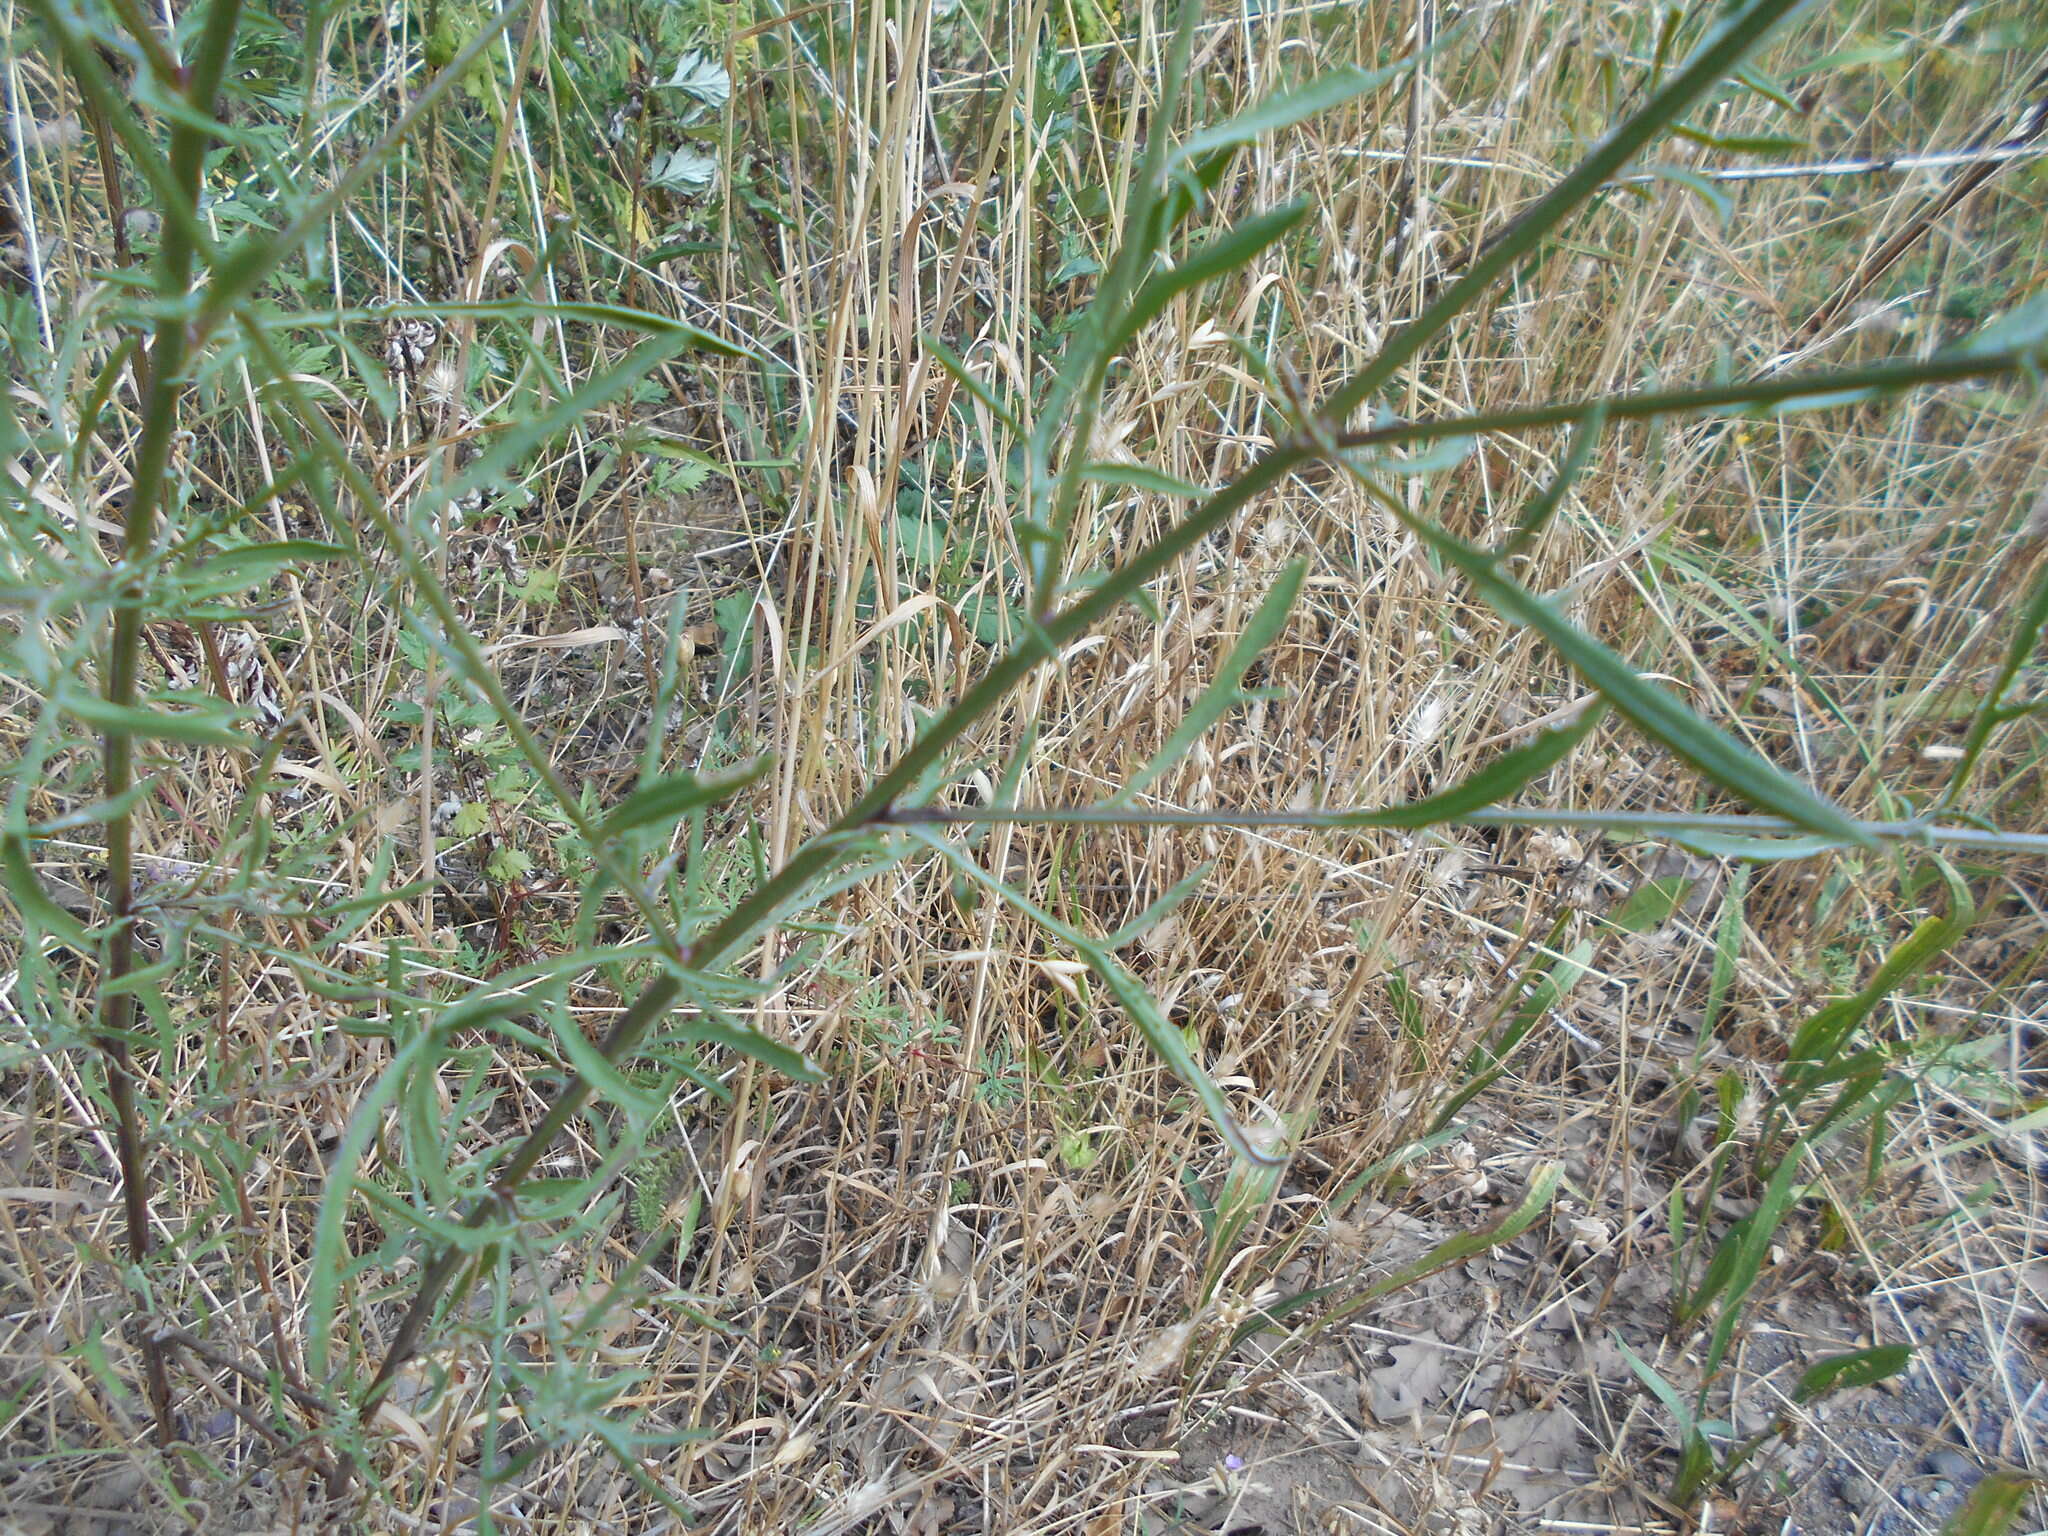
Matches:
[[3, 0, 2047, 1531]]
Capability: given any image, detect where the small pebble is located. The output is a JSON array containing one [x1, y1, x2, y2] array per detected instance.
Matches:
[[1927, 1448, 1974, 1481]]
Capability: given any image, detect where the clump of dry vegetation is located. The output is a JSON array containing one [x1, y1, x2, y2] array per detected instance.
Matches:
[[3, 0, 2047, 1532]]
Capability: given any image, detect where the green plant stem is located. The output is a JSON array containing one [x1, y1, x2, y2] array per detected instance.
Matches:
[[1938, 554, 2048, 811], [880, 804, 2048, 856], [77, 0, 246, 1460], [1333, 343, 2048, 453]]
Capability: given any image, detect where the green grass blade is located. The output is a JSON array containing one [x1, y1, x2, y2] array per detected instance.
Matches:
[[198, 0, 531, 331], [57, 691, 253, 750], [1077, 462, 1209, 500], [306, 1020, 448, 1382], [921, 333, 1021, 433], [1324, 703, 1610, 830], [1432, 936, 1593, 1132], [1179, 38, 1463, 161], [1249, 1165, 1561, 1348], [908, 827, 1274, 1165], [1702, 867, 1747, 1040], [1110, 560, 1306, 806], [670, 1006, 823, 1084]]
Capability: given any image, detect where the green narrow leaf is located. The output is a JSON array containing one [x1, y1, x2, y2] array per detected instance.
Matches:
[[1669, 124, 1806, 156], [1700, 1127, 1820, 1378], [1361, 484, 1871, 846], [1100, 201, 1310, 360], [547, 1008, 659, 1120], [1242, 1165, 1562, 1348], [306, 1020, 449, 1381], [922, 333, 1020, 433], [408, 332, 710, 526], [1613, 1333, 1698, 1435], [1610, 875, 1693, 933], [1324, 1125, 1466, 1214], [672, 1006, 823, 1083], [908, 827, 1275, 1166], [0, 832, 91, 950], [1110, 561, 1306, 806], [1324, 702, 1610, 830], [1792, 1343, 1912, 1403], [1731, 63, 1798, 113], [1179, 34, 1461, 160], [199, 539, 352, 582], [58, 690, 254, 749], [601, 757, 773, 840], [22, 777, 159, 834], [1780, 861, 1972, 1110], [1955, 291, 2048, 358], [1087, 946, 1278, 1167], [1640, 164, 1734, 223], [1701, 866, 1746, 1038], [1433, 936, 1594, 1131], [1077, 462, 1209, 500], [1671, 830, 1850, 861], [1199, 1107, 1310, 1303], [1102, 862, 1214, 950], [1937, 1473, 2038, 1536]]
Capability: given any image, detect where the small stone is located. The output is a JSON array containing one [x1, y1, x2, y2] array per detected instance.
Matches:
[[1927, 1448, 1974, 1481]]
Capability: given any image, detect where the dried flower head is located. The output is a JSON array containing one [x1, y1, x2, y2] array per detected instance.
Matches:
[[385, 318, 437, 376]]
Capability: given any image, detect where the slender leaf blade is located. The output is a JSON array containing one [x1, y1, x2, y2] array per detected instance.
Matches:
[[1111, 561, 1306, 806], [1373, 498, 1872, 845], [602, 757, 772, 840], [1792, 1344, 1912, 1403]]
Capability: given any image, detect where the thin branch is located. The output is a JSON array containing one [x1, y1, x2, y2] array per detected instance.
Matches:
[[880, 804, 2048, 858]]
